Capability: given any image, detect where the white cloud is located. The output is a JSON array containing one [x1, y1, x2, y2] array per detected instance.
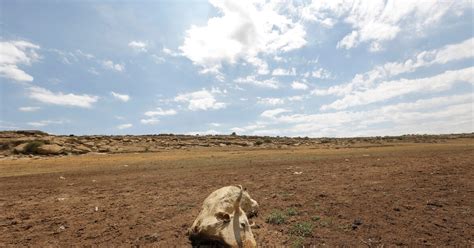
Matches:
[[272, 67, 296, 76], [162, 47, 180, 57], [230, 123, 266, 133], [310, 68, 331, 79], [314, 38, 474, 97], [28, 119, 67, 127], [75, 49, 94, 59], [175, 89, 226, 111], [291, 81, 308, 90], [321, 67, 474, 110], [302, 0, 470, 51], [140, 118, 160, 125], [257, 97, 285, 106], [380, 37, 474, 77], [151, 54, 166, 64], [117, 123, 133, 130], [128, 41, 148, 52], [144, 108, 177, 117], [141, 107, 177, 125], [50, 48, 95, 65], [248, 57, 269, 75], [0, 40, 40, 82], [428, 37, 474, 65], [234, 75, 280, 89], [110, 91, 130, 102], [198, 65, 226, 82], [260, 108, 290, 118], [28, 86, 99, 108], [103, 60, 124, 72], [179, 0, 306, 73], [88, 67, 99, 75], [288, 95, 305, 101], [19, 106, 40, 112], [186, 129, 222, 135], [248, 93, 473, 137]]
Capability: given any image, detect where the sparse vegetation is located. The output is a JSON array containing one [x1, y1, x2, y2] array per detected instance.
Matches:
[[290, 236, 305, 248], [177, 203, 194, 212], [255, 140, 263, 145], [290, 222, 313, 237], [286, 207, 298, 216], [264, 138, 272, 143], [280, 191, 293, 200], [266, 210, 287, 225], [317, 217, 333, 227], [311, 215, 321, 221], [23, 141, 44, 154]]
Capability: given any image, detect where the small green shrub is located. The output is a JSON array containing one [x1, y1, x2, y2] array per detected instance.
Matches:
[[263, 138, 272, 143], [291, 237, 305, 248], [311, 215, 321, 221], [318, 217, 333, 227], [23, 141, 44, 154], [290, 222, 313, 237], [265, 210, 287, 225], [255, 140, 263, 146], [286, 207, 298, 216]]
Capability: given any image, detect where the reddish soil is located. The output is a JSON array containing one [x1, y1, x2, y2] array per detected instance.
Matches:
[[0, 139, 473, 247]]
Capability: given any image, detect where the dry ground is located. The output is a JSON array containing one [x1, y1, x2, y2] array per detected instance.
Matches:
[[1, 139, 473, 247]]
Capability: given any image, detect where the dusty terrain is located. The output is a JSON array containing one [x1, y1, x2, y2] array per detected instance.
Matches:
[[0, 132, 473, 247]]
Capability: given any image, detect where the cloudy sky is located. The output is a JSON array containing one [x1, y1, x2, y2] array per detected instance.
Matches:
[[1, 0, 473, 137]]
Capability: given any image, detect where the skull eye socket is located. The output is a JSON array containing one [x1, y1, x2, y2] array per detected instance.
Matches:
[[215, 212, 230, 223], [240, 222, 246, 228]]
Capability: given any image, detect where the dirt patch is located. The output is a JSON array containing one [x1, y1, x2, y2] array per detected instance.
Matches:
[[0, 140, 473, 246]]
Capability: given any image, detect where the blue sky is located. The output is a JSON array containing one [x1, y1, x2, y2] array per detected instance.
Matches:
[[0, 0, 473, 137]]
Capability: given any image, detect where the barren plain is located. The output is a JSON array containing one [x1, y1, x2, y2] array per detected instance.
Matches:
[[0, 131, 473, 246]]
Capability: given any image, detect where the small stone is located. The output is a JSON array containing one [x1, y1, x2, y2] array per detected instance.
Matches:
[[353, 218, 363, 226]]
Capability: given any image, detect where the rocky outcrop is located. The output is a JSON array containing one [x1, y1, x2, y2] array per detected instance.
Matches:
[[13, 143, 28, 154], [36, 144, 65, 155], [0, 130, 471, 157]]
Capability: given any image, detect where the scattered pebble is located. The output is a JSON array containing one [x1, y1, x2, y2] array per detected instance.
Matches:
[[57, 197, 66, 201], [352, 218, 363, 230], [95, 206, 99, 212], [293, 171, 303, 175], [59, 176, 66, 180], [123, 164, 129, 167]]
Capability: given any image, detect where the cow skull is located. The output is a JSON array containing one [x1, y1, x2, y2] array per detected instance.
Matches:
[[189, 185, 257, 247]]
